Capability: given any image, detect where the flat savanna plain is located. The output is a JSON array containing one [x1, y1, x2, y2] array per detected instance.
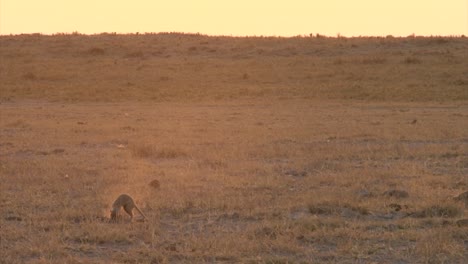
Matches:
[[0, 34, 467, 263]]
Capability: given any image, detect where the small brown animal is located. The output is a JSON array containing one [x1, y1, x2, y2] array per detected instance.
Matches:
[[110, 194, 146, 221]]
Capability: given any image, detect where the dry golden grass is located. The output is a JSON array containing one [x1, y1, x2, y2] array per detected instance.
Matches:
[[1, 33, 467, 102], [1, 34, 467, 263]]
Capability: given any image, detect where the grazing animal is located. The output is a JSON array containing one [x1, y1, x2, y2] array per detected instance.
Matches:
[[110, 194, 146, 221]]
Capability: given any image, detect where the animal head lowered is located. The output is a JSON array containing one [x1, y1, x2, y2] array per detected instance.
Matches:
[[110, 194, 146, 221]]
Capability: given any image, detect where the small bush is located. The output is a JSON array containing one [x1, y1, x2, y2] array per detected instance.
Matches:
[[308, 202, 369, 216], [22, 72, 37, 80], [308, 202, 335, 215], [412, 205, 463, 218], [132, 145, 154, 158], [431, 37, 450, 44], [154, 148, 188, 159], [87, 47, 105, 55], [361, 57, 387, 64], [131, 144, 187, 160], [403, 57, 422, 64], [125, 51, 144, 58], [298, 218, 346, 232]]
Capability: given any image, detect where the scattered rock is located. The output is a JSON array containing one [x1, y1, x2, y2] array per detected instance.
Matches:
[[456, 219, 468, 227], [149, 179, 160, 189], [383, 189, 409, 198]]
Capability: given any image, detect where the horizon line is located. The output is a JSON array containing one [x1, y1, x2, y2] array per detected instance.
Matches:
[[1, 31, 467, 38]]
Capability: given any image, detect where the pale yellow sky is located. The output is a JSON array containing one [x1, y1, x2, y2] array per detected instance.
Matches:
[[1, 0, 467, 36]]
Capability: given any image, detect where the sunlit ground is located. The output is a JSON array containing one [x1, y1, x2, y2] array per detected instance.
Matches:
[[1, 34, 467, 263]]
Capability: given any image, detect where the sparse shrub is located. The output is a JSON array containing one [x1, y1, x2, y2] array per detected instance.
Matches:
[[154, 148, 187, 159], [125, 51, 144, 58], [403, 57, 422, 64], [22, 72, 37, 80], [254, 226, 278, 239], [361, 57, 387, 64], [382, 189, 409, 198], [132, 144, 155, 158], [308, 203, 335, 215], [87, 47, 105, 55], [453, 79, 467, 86], [149, 179, 160, 189], [414, 230, 465, 263], [344, 204, 370, 215], [431, 37, 450, 44], [453, 191, 468, 206], [412, 204, 463, 218], [456, 219, 468, 227], [298, 218, 346, 232], [197, 159, 226, 170], [308, 202, 369, 216], [6, 119, 29, 128], [333, 58, 345, 65], [131, 144, 187, 159]]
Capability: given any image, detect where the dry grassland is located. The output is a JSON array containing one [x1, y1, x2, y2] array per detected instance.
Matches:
[[1, 34, 468, 263]]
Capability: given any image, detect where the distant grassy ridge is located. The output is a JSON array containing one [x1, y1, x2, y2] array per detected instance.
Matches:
[[1, 33, 467, 102]]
